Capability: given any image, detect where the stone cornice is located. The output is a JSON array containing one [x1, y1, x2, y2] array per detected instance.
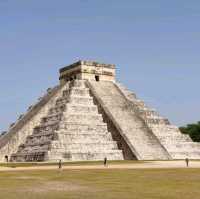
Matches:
[[59, 60, 115, 73]]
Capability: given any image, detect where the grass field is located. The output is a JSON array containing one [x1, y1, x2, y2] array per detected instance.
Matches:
[[0, 168, 200, 199]]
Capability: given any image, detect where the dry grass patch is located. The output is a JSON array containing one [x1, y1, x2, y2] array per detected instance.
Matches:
[[25, 181, 90, 192], [0, 168, 200, 199]]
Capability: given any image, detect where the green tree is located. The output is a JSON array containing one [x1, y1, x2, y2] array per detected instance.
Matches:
[[179, 121, 200, 142]]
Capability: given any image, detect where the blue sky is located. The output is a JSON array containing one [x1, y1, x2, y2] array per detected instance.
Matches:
[[0, 0, 200, 132]]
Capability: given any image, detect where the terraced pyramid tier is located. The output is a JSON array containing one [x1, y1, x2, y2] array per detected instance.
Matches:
[[10, 80, 123, 162], [116, 82, 200, 160], [87, 80, 170, 160]]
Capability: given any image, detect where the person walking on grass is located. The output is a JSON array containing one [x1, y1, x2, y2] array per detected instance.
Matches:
[[5, 155, 8, 163], [185, 158, 189, 167], [58, 159, 62, 169], [104, 157, 107, 167]]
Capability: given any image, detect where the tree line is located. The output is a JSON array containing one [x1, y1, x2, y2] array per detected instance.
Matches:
[[179, 121, 200, 142]]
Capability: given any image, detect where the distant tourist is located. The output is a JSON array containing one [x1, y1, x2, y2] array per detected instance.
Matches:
[[58, 159, 62, 169], [104, 157, 107, 167], [5, 155, 8, 163], [185, 158, 189, 167]]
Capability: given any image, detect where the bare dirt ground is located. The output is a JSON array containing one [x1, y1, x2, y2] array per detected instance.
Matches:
[[0, 160, 200, 171]]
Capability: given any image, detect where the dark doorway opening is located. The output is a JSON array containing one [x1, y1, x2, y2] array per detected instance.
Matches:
[[95, 75, 100, 82]]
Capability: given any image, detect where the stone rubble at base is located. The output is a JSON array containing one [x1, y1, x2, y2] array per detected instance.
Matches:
[[0, 60, 200, 162]]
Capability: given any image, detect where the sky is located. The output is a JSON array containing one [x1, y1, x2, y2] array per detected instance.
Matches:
[[0, 0, 200, 132]]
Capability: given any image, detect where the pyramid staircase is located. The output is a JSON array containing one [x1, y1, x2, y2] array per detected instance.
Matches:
[[87, 80, 171, 160], [116, 82, 200, 159], [10, 80, 123, 162]]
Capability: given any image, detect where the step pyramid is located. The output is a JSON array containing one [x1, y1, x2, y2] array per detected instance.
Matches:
[[10, 80, 123, 161], [1, 60, 199, 162]]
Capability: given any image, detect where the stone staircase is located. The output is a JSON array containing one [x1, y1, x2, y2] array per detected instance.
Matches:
[[10, 80, 123, 162], [87, 80, 171, 160], [0, 84, 66, 162], [116, 82, 200, 159]]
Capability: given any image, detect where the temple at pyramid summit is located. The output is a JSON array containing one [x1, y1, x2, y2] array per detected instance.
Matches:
[[0, 60, 200, 162]]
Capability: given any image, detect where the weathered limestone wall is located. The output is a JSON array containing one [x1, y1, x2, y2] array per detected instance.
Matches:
[[86, 82, 136, 160], [48, 80, 123, 161], [116, 82, 200, 159], [0, 84, 66, 162], [81, 64, 115, 82], [59, 61, 115, 83], [87, 80, 171, 160], [59, 65, 82, 84], [10, 80, 123, 162]]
